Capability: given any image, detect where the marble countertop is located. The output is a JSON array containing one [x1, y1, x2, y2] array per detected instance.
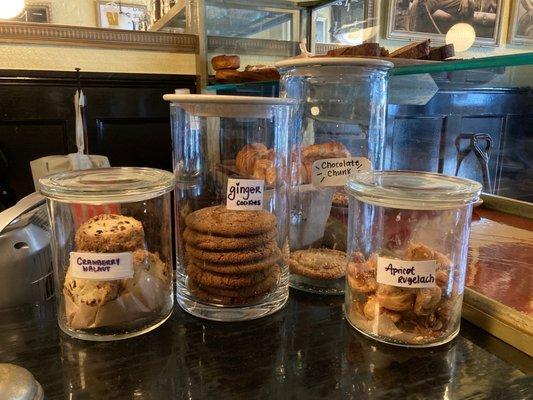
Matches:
[[0, 291, 531, 399]]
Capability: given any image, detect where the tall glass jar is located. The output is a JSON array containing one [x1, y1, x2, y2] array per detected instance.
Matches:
[[344, 171, 482, 347], [276, 58, 393, 295], [40, 167, 175, 341], [164, 94, 294, 321]]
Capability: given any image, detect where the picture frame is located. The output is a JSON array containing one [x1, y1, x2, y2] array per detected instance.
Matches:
[[386, 0, 504, 46], [509, 0, 533, 45], [96, 1, 149, 31], [14, 3, 51, 23]]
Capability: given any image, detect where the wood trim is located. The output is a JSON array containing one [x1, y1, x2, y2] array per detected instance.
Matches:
[[0, 21, 199, 53], [0, 69, 197, 89], [208, 36, 299, 57]]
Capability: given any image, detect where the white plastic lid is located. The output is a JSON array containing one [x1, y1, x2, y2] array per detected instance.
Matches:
[[39, 167, 175, 204], [275, 57, 394, 70], [345, 171, 482, 210], [163, 94, 296, 118]]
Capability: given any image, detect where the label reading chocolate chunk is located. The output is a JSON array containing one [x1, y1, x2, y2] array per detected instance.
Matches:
[[69, 252, 133, 280], [311, 157, 371, 187], [377, 257, 436, 288], [226, 178, 264, 211]]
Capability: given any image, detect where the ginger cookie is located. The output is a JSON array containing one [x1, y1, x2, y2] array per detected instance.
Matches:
[[185, 242, 278, 264], [190, 266, 281, 298], [189, 286, 266, 306], [188, 252, 281, 275], [289, 248, 347, 280], [75, 214, 145, 252], [185, 205, 276, 237], [183, 227, 277, 251], [187, 263, 274, 289]]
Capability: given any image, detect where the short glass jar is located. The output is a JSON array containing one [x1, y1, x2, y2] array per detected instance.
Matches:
[[344, 171, 482, 347], [276, 58, 393, 295], [164, 94, 293, 321], [40, 167, 175, 341]]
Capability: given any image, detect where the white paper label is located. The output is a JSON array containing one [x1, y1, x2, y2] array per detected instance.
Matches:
[[226, 178, 265, 211], [311, 157, 371, 187], [377, 257, 437, 288], [69, 252, 133, 280]]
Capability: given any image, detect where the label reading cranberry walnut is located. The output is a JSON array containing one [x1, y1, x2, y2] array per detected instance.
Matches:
[[69, 252, 133, 280], [226, 178, 265, 211], [311, 157, 371, 187], [377, 256, 436, 288]]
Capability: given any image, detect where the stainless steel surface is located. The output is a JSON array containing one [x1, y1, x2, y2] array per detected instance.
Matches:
[[0, 198, 53, 309], [0, 364, 44, 400]]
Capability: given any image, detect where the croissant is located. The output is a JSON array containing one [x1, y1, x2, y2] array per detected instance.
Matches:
[[235, 143, 268, 175], [252, 158, 276, 186]]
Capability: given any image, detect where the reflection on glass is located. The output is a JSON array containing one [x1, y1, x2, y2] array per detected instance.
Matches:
[[206, 1, 293, 40]]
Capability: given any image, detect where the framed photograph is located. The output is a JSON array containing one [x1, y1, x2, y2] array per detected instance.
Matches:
[[386, 0, 503, 46], [96, 1, 148, 31], [14, 3, 51, 23], [509, 0, 533, 45]]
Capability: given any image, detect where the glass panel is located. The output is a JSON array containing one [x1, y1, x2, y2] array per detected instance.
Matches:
[[206, 1, 293, 40], [311, 0, 378, 47]]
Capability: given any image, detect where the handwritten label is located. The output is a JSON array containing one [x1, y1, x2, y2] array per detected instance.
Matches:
[[69, 252, 133, 280], [377, 257, 436, 288], [226, 178, 264, 211], [311, 157, 371, 187]]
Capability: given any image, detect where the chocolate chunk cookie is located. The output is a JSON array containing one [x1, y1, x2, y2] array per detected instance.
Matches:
[[75, 214, 145, 252], [183, 227, 277, 251], [185, 205, 276, 237], [289, 248, 347, 280], [186, 242, 278, 264], [188, 252, 281, 275], [187, 263, 275, 288]]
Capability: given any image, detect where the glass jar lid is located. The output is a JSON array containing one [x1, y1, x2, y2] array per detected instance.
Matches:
[[39, 167, 175, 204], [275, 57, 394, 71], [345, 171, 482, 210], [0, 364, 44, 400]]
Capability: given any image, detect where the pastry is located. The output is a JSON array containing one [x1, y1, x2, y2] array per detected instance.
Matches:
[[187, 263, 275, 289], [185, 205, 276, 237], [64, 273, 120, 307], [252, 158, 276, 186], [427, 44, 455, 61], [132, 249, 171, 285], [289, 248, 347, 280], [240, 67, 280, 82], [326, 43, 389, 57], [235, 144, 271, 175], [301, 141, 351, 183], [389, 39, 431, 59], [186, 242, 278, 264], [183, 227, 276, 251], [332, 191, 349, 207], [215, 69, 244, 83], [188, 252, 280, 275], [211, 54, 240, 70], [75, 214, 145, 252]]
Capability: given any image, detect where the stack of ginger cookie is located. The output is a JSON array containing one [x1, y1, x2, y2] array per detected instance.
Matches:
[[184, 205, 282, 305]]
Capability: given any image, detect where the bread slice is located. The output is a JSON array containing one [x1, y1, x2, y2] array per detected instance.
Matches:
[[326, 43, 386, 57], [427, 44, 455, 60], [389, 40, 431, 59]]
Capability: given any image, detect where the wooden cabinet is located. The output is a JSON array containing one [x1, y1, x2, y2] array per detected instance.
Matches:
[[0, 70, 196, 209]]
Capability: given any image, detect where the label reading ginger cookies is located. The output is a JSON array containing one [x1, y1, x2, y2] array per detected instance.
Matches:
[[69, 252, 133, 280], [377, 257, 436, 288], [226, 178, 264, 211], [311, 157, 371, 187]]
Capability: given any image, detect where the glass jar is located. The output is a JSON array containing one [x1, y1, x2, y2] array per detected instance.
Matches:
[[276, 58, 393, 295], [344, 171, 482, 347], [40, 167, 175, 341], [164, 94, 294, 321]]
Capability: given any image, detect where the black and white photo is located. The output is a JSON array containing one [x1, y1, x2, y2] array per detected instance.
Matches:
[[510, 0, 533, 44], [387, 0, 503, 45]]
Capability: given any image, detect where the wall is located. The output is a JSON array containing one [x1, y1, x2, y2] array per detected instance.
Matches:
[[29, 0, 150, 27], [0, 43, 196, 74]]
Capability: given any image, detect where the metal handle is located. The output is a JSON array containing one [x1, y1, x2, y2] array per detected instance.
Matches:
[[454, 133, 493, 192]]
